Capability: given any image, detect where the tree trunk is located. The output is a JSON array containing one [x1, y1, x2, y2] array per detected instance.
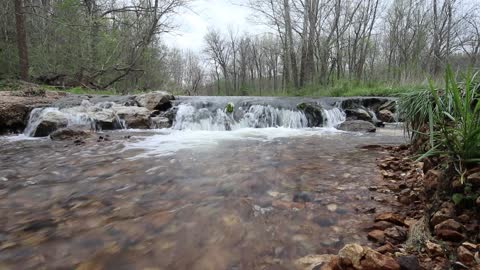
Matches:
[[14, 0, 29, 81]]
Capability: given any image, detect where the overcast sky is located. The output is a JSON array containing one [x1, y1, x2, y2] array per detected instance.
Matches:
[[164, 0, 267, 52]]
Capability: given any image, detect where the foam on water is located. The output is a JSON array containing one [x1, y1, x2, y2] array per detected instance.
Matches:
[[125, 127, 343, 158], [0, 134, 43, 143]]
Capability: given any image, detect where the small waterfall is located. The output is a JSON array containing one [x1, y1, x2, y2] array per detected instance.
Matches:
[[323, 108, 346, 128], [368, 109, 379, 123], [173, 104, 309, 131], [24, 101, 127, 136], [24, 107, 96, 136]]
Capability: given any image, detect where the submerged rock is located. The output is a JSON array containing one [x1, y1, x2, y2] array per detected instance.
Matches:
[[135, 91, 174, 111], [337, 120, 376, 133], [49, 128, 91, 141]]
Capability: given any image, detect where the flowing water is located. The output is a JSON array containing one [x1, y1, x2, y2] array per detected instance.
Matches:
[[0, 97, 404, 270]]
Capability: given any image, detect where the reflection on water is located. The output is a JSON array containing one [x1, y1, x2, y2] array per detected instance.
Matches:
[[0, 128, 404, 269]]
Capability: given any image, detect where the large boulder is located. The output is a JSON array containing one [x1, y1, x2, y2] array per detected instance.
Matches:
[[135, 91, 174, 111], [337, 120, 376, 133], [112, 105, 151, 129], [90, 109, 119, 130], [28, 109, 68, 137], [297, 102, 325, 127]]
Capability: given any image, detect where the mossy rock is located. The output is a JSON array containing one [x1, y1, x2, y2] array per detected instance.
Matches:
[[297, 102, 324, 127], [225, 102, 234, 113]]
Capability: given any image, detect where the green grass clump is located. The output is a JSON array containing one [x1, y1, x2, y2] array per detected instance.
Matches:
[[401, 67, 480, 180]]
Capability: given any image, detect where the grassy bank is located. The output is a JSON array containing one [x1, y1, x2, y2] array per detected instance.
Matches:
[[0, 78, 425, 97]]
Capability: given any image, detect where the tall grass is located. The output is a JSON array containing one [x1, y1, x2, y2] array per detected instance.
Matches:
[[401, 67, 480, 180]]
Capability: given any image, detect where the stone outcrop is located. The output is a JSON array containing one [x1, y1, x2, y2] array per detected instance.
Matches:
[[0, 90, 64, 134], [134, 91, 174, 111]]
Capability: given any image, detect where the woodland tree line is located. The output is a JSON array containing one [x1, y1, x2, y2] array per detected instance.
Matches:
[[1, 0, 480, 95]]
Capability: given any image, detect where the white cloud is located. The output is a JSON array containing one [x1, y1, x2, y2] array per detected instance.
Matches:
[[163, 0, 268, 52]]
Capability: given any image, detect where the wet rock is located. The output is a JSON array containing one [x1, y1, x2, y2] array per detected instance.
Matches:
[[337, 120, 376, 133], [368, 230, 385, 243], [435, 229, 465, 242], [326, 204, 337, 212], [467, 172, 480, 187], [384, 226, 407, 243], [294, 254, 338, 270], [378, 109, 395, 123], [312, 216, 336, 227], [338, 243, 364, 268], [360, 248, 400, 270], [345, 107, 372, 122], [0, 103, 29, 134], [430, 202, 455, 226], [434, 219, 465, 233], [375, 212, 406, 226], [396, 255, 420, 270], [297, 103, 325, 127], [293, 192, 313, 203], [425, 241, 444, 257], [461, 242, 478, 251], [134, 91, 174, 111], [452, 261, 471, 270], [49, 128, 91, 141], [379, 100, 397, 113], [424, 169, 442, 194], [376, 243, 394, 254], [313, 256, 341, 270], [457, 246, 475, 265], [94, 110, 120, 130], [150, 116, 172, 129], [369, 221, 395, 231], [31, 110, 68, 137], [112, 105, 151, 129], [272, 200, 304, 210]]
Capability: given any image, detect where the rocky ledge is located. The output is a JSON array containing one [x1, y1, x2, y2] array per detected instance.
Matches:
[[0, 89, 175, 137]]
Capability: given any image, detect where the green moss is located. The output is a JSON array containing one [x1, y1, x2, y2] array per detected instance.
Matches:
[[297, 103, 306, 110], [225, 102, 234, 113]]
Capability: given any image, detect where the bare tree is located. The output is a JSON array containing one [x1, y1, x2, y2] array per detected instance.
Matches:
[[14, 0, 28, 80]]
